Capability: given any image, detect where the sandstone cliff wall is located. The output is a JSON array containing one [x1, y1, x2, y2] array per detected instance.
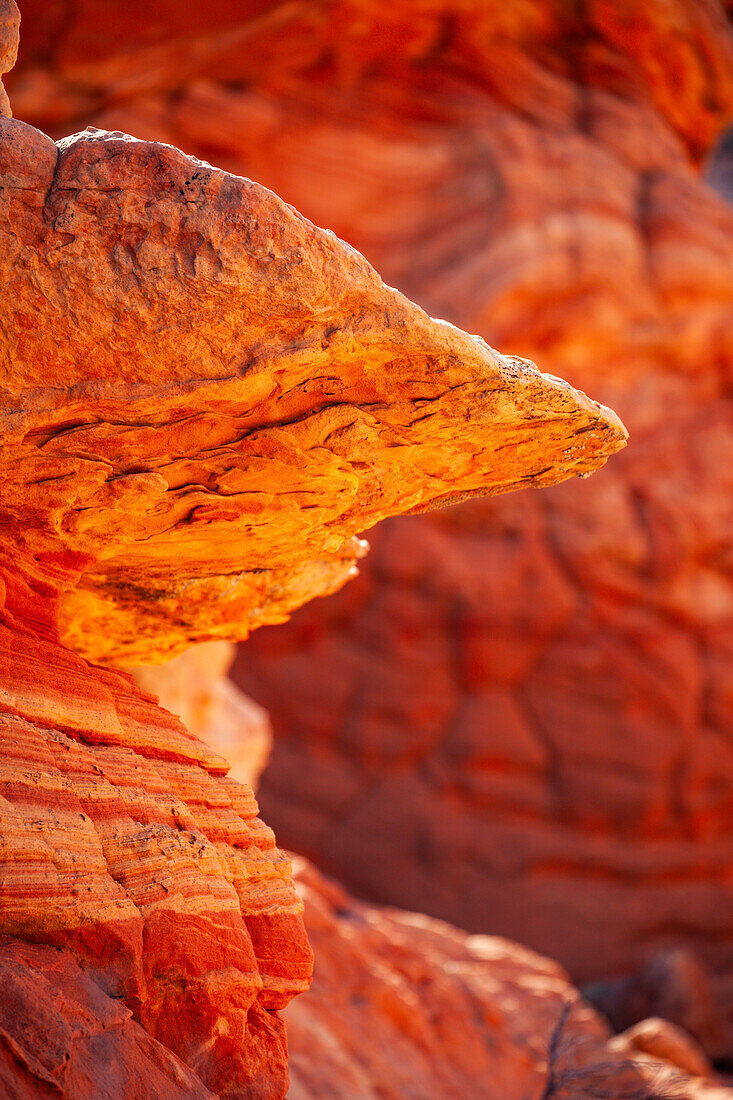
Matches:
[[10, 0, 733, 990], [11, 0, 722, 985], [0, 3, 630, 1094]]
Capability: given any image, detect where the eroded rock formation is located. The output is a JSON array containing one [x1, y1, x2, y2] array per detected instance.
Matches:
[[5, 0, 732, 1030], [0, 113, 624, 666], [0, 555, 314, 1098], [11, 0, 728, 983], [91, 637, 733, 1098], [284, 858, 732, 1100], [119, 0, 733, 984], [0, 3, 629, 1096]]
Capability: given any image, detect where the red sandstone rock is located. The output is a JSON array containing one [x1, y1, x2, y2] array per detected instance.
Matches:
[[131, 643, 272, 791], [0, 937, 216, 1099], [609, 1017, 713, 1080], [121, 649, 733, 1095], [284, 858, 733, 1100], [0, 2, 16, 119], [0, 4, 629, 1096], [0, 543, 314, 1097], [172, 0, 733, 988], [588, 949, 731, 1064], [10, 0, 728, 998], [13, 0, 728, 990], [0, 592, 313, 1098]]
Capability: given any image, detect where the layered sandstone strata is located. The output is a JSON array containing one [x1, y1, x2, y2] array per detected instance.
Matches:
[[10, 0, 728, 983], [0, 3, 627, 1095], [0, 602, 313, 1098], [131, 642, 272, 791], [230, 0, 733, 971], [25, 0, 723, 984]]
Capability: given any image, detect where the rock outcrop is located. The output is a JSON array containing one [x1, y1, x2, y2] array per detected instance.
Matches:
[[0, 116, 624, 667], [0, 3, 628, 1096], [284, 858, 733, 1100], [0, 563, 314, 1098], [8, 0, 732, 1013], [588, 948, 733, 1065], [133, 0, 733, 984]]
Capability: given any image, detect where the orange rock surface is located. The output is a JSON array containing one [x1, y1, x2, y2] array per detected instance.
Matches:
[[5, 0, 732, 1014], [11, 0, 729, 983], [0, 106, 624, 666], [88, 645, 733, 1097], [0, 4, 630, 1096], [0, 569, 313, 1098], [119, 0, 733, 984]]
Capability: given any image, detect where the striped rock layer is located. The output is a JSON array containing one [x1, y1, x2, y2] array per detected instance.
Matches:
[[0, 554, 312, 1099], [8, 0, 732, 990]]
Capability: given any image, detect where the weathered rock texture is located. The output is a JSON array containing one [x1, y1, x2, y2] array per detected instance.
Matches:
[[284, 857, 733, 1100], [8, 0, 732, 995], [5, 0, 733, 1016], [114, 647, 733, 1093], [0, 4, 630, 1097], [0, 563, 314, 1099], [588, 947, 733, 1065], [127, 0, 733, 985], [0, 116, 624, 667]]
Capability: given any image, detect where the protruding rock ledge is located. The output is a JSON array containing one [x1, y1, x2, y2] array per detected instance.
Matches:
[[0, 121, 625, 664]]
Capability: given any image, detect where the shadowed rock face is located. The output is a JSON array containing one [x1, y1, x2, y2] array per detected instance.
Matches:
[[0, 4, 628, 1097], [708, 127, 733, 203], [103, 651, 733, 1097], [283, 858, 731, 1100]]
